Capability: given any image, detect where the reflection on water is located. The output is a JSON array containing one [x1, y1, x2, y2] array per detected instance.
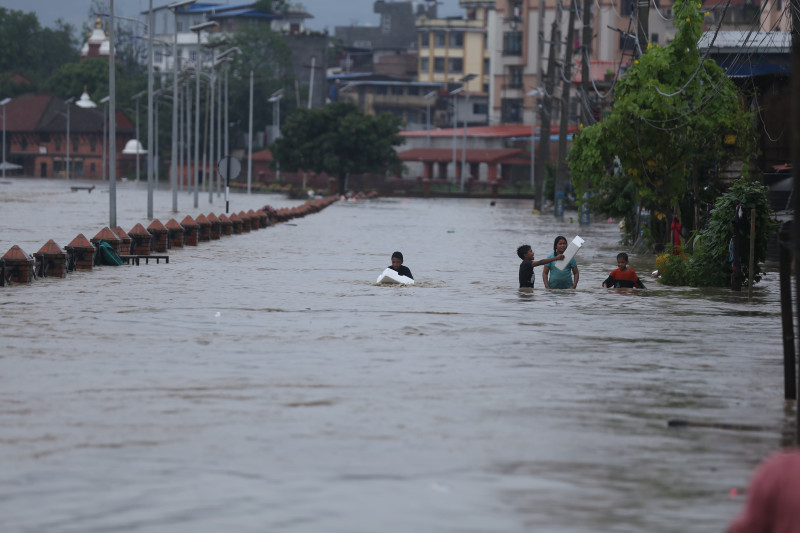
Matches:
[[0, 178, 794, 532]]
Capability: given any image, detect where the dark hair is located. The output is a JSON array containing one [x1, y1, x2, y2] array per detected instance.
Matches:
[[617, 252, 629, 262], [391, 251, 403, 262], [553, 235, 567, 253], [516, 244, 531, 259]]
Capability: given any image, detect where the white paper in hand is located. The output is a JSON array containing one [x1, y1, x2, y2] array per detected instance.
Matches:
[[553, 236, 584, 270]]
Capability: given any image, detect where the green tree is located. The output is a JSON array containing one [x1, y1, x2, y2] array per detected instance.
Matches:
[[656, 178, 776, 287], [569, 0, 755, 246], [271, 101, 405, 194], [0, 8, 79, 87]]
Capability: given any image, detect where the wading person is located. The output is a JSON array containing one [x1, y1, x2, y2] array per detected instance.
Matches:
[[517, 244, 562, 288], [542, 235, 580, 289]]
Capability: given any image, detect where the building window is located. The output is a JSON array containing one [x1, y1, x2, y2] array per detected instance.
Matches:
[[419, 31, 429, 47], [408, 86, 420, 95], [434, 57, 445, 73], [90, 135, 96, 152], [473, 102, 488, 115], [501, 98, 523, 123], [503, 31, 523, 55], [484, 58, 490, 74], [448, 57, 463, 74], [434, 31, 446, 48], [382, 14, 392, 33], [391, 85, 404, 95], [21, 138, 27, 151], [190, 50, 198, 63], [451, 32, 463, 48], [55, 139, 61, 151], [420, 57, 429, 73], [509, 66, 523, 88], [154, 50, 163, 64], [90, 162, 96, 173], [376, 85, 388, 95]]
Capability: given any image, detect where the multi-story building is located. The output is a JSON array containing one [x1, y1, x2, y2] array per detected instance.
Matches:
[[416, 0, 494, 126]]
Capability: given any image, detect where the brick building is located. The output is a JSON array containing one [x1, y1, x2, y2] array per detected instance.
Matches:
[[2, 93, 134, 179]]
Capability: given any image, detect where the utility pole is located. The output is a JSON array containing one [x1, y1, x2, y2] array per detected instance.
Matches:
[[580, 0, 593, 127], [791, 0, 800, 444], [637, 0, 649, 55], [535, 3, 562, 211], [555, 0, 577, 219]]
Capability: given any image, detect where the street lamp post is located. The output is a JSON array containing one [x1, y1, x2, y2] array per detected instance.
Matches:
[[247, 67, 254, 194], [64, 97, 75, 180], [268, 88, 284, 189], [526, 88, 542, 194], [448, 86, 463, 185], [190, 20, 218, 208], [459, 73, 477, 193], [132, 90, 146, 182], [423, 90, 436, 148], [147, 0, 155, 218], [0, 97, 11, 178], [168, 0, 196, 212], [100, 96, 110, 181]]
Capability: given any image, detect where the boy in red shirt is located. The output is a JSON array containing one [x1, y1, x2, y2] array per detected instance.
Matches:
[[602, 252, 646, 288]]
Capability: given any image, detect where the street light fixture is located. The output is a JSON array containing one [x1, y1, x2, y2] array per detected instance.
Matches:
[[190, 20, 218, 208], [526, 88, 542, 194], [268, 88, 284, 189], [1, 97, 11, 178], [64, 96, 76, 180], [423, 90, 437, 148], [448, 86, 463, 185], [459, 73, 477, 193], [168, 0, 197, 212]]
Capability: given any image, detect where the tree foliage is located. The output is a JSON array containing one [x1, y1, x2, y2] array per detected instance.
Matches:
[[0, 8, 79, 91], [569, 0, 755, 246], [271, 101, 405, 194], [656, 178, 776, 287]]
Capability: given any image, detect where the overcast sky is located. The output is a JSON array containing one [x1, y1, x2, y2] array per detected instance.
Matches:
[[3, 0, 462, 34]]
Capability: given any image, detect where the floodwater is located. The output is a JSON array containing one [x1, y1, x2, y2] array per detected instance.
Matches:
[[0, 178, 794, 532]]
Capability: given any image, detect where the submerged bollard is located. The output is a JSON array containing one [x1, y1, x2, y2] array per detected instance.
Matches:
[[195, 214, 211, 242], [230, 212, 243, 234], [113, 227, 132, 255], [147, 220, 169, 253], [247, 210, 260, 231], [65, 234, 96, 271], [128, 223, 152, 255], [165, 219, 184, 248], [207, 213, 221, 240], [181, 215, 199, 246], [256, 209, 269, 228], [35, 239, 67, 278], [2, 245, 35, 283], [218, 213, 233, 236], [91, 227, 122, 263], [238, 211, 251, 232]]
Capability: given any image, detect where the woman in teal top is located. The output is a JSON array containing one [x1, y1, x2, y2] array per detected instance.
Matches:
[[542, 235, 579, 289]]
